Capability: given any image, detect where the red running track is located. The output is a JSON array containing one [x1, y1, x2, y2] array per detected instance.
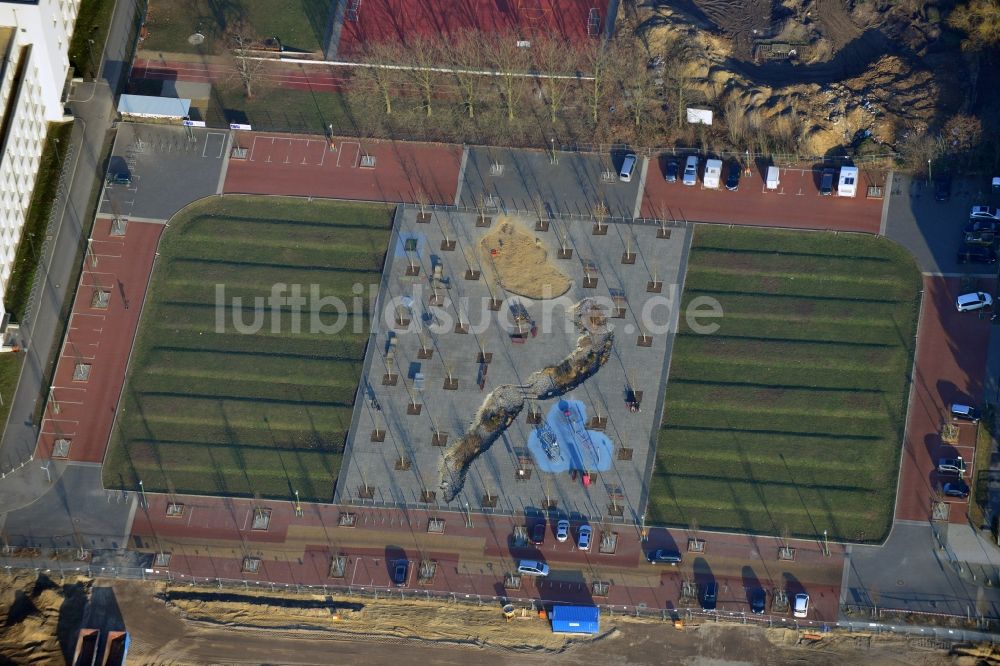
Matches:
[[223, 132, 463, 204], [336, 0, 607, 56], [894, 276, 994, 523], [641, 160, 885, 234], [35, 218, 163, 463]]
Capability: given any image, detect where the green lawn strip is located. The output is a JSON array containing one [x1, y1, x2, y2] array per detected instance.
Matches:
[[688, 247, 914, 281], [140, 324, 369, 359], [645, 474, 889, 540], [175, 241, 388, 271], [162, 258, 382, 286], [180, 215, 393, 242], [0, 354, 23, 432], [68, 0, 117, 79], [151, 281, 381, 311], [134, 375, 359, 406], [139, 349, 361, 385], [175, 199, 394, 229], [664, 380, 894, 419], [686, 289, 914, 323], [668, 357, 898, 392], [684, 266, 914, 301], [121, 442, 340, 503], [664, 405, 893, 439], [201, 84, 356, 134], [671, 334, 902, 371], [4, 123, 73, 321], [695, 313, 907, 345], [141, 0, 330, 54], [691, 226, 915, 263]]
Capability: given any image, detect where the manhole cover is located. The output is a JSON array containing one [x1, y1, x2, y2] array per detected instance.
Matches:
[[896, 579, 905, 586], [188, 32, 205, 45]]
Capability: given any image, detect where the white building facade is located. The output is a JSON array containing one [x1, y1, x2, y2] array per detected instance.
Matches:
[[0, 0, 79, 322]]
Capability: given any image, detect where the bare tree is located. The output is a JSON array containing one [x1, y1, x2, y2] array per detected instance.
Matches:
[[619, 46, 655, 130], [356, 40, 403, 115], [226, 20, 268, 98], [447, 30, 487, 119], [581, 39, 614, 126], [662, 35, 699, 131], [532, 35, 581, 125], [484, 31, 529, 121], [406, 34, 444, 117]]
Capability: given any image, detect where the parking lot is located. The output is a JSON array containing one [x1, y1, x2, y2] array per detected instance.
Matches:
[[640, 156, 885, 233]]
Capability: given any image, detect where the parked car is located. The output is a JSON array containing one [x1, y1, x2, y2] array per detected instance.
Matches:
[[964, 230, 996, 246], [577, 524, 592, 551], [964, 219, 1000, 234], [956, 246, 998, 265], [682, 155, 699, 186], [819, 168, 835, 195], [951, 403, 982, 423], [971, 205, 1000, 220], [393, 560, 409, 587], [725, 161, 740, 191], [955, 292, 993, 312], [531, 521, 545, 545], [647, 549, 683, 565], [555, 519, 570, 542], [517, 560, 550, 576], [750, 588, 766, 615], [937, 457, 967, 475], [793, 593, 810, 618], [664, 160, 679, 183], [934, 174, 952, 202], [700, 582, 718, 610], [943, 480, 970, 498]]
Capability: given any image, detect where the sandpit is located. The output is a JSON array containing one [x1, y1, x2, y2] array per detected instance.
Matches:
[[479, 219, 570, 300]]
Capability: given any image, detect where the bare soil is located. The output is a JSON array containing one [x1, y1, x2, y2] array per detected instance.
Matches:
[[0, 572, 90, 665], [479, 219, 570, 300]]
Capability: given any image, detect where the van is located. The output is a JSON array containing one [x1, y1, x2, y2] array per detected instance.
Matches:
[[951, 403, 981, 423], [703, 159, 722, 189], [766, 166, 780, 190], [619, 153, 637, 182]]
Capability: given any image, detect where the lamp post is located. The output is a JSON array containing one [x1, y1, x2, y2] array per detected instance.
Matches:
[[928, 159, 933, 185], [139, 480, 147, 509]]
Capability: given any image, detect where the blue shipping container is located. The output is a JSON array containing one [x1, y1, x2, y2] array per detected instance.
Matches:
[[550, 605, 600, 634]]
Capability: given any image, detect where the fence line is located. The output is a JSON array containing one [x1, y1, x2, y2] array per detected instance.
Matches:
[[1, 556, 995, 639]]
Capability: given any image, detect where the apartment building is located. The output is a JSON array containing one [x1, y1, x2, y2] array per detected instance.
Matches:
[[0, 0, 79, 323]]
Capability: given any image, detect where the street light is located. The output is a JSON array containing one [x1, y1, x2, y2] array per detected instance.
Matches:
[[139, 480, 147, 509], [928, 159, 933, 185]]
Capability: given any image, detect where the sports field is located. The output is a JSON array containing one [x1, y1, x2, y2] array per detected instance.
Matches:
[[103, 197, 393, 503], [649, 226, 921, 543]]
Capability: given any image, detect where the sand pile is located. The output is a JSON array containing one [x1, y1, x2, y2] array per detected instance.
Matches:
[[479, 219, 570, 300], [0, 572, 90, 665]]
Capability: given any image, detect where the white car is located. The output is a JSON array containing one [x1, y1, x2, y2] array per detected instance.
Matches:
[[955, 291, 993, 312], [970, 205, 1000, 220], [682, 155, 698, 186], [577, 524, 592, 551], [517, 560, 549, 577], [555, 519, 570, 542], [793, 593, 810, 618]]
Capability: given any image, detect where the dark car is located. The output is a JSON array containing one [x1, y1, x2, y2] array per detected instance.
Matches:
[[820, 168, 835, 195], [646, 549, 682, 565], [750, 588, 766, 615], [393, 560, 409, 586], [943, 480, 970, 498], [965, 219, 1000, 235], [700, 581, 718, 610], [964, 230, 996, 247], [725, 161, 740, 191], [957, 245, 998, 264], [934, 174, 952, 202], [531, 521, 545, 545], [951, 403, 981, 423], [664, 160, 679, 183]]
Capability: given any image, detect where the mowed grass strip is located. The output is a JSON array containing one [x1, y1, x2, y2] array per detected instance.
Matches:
[[104, 197, 393, 502], [650, 226, 920, 542]]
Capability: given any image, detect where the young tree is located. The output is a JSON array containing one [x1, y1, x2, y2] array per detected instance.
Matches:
[[226, 20, 267, 98], [356, 40, 403, 115], [406, 34, 444, 117], [619, 45, 655, 131], [532, 35, 581, 125], [581, 39, 614, 126], [446, 30, 487, 119], [484, 31, 529, 121]]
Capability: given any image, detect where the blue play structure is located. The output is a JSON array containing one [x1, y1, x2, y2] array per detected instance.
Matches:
[[527, 399, 613, 473]]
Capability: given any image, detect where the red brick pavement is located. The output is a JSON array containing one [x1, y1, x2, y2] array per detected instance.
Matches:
[[133, 494, 844, 621], [223, 133, 463, 205], [640, 161, 884, 233], [35, 219, 163, 463], [895, 276, 994, 523]]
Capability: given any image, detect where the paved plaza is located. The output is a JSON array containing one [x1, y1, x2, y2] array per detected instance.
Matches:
[[337, 207, 691, 523]]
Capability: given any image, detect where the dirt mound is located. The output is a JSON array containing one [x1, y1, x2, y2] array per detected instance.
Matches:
[[479, 219, 570, 300], [640, 0, 957, 155], [0, 572, 90, 665]]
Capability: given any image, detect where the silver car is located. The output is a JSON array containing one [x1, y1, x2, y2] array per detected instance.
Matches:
[[682, 155, 698, 186], [956, 291, 993, 312]]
